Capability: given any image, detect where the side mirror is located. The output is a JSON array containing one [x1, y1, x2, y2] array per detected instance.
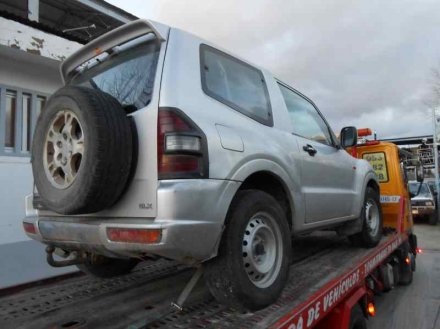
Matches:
[[340, 126, 358, 148]]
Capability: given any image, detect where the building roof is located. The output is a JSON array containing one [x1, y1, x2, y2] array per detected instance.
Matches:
[[381, 135, 433, 145], [0, 0, 137, 44]]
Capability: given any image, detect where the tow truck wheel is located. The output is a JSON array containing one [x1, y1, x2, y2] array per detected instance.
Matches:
[[349, 304, 367, 329], [77, 254, 139, 278], [349, 187, 383, 248], [205, 190, 291, 311], [398, 242, 414, 285]]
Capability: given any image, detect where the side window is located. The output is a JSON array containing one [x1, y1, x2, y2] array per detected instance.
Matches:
[[5, 91, 17, 149], [1, 86, 47, 156], [278, 83, 333, 145], [200, 45, 272, 126]]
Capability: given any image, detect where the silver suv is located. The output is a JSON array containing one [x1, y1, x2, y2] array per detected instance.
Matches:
[[24, 19, 382, 310]]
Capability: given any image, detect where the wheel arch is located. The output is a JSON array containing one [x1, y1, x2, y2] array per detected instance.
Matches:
[[236, 171, 294, 230], [367, 178, 380, 195], [354, 170, 381, 218], [225, 159, 301, 231]]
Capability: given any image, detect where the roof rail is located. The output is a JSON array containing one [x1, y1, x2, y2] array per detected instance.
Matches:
[[60, 19, 167, 83]]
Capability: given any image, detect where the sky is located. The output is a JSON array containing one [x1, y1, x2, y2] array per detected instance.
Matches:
[[107, 0, 440, 139]]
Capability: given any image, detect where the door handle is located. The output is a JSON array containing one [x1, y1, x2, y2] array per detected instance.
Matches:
[[303, 144, 317, 156]]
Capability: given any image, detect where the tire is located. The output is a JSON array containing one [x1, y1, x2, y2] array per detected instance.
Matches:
[[379, 264, 394, 292], [398, 242, 414, 285], [392, 262, 400, 287], [204, 190, 291, 311], [77, 254, 139, 278], [32, 86, 133, 214], [349, 304, 367, 329], [349, 187, 383, 248]]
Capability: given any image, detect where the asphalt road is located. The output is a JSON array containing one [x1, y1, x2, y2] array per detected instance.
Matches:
[[369, 223, 440, 329]]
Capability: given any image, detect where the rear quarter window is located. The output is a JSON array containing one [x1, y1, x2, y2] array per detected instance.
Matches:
[[200, 44, 273, 126]]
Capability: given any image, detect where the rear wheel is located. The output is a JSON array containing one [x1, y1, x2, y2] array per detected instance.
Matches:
[[349, 304, 367, 329], [398, 242, 414, 285], [77, 254, 139, 278], [349, 187, 383, 248], [205, 190, 291, 310]]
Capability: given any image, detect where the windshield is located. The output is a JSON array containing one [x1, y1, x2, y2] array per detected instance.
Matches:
[[409, 182, 430, 197], [71, 34, 160, 111], [427, 181, 438, 193]]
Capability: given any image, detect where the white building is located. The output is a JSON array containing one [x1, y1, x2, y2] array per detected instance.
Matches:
[[0, 0, 136, 288]]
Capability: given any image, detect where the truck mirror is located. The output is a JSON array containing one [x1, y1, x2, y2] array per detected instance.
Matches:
[[415, 164, 424, 183], [340, 126, 358, 148]]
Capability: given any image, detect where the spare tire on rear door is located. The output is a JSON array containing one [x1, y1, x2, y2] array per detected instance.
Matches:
[[32, 86, 133, 215]]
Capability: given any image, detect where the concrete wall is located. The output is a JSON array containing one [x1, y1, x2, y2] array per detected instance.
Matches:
[[0, 39, 80, 288], [0, 157, 75, 288]]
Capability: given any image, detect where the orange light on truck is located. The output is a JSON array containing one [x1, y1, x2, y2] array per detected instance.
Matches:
[[23, 222, 37, 235], [107, 228, 162, 244], [367, 302, 376, 317], [357, 128, 373, 137], [405, 257, 411, 265]]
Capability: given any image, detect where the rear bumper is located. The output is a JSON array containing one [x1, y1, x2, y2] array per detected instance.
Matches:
[[23, 179, 240, 264]]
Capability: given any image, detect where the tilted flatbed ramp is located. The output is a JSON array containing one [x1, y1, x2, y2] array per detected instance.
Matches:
[[0, 232, 405, 329]]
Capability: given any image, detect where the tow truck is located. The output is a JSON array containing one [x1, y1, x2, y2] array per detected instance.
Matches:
[[0, 129, 420, 329]]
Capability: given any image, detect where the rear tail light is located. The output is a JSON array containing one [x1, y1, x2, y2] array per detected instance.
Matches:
[[107, 228, 162, 244], [23, 222, 37, 235], [165, 135, 201, 152], [158, 108, 208, 179]]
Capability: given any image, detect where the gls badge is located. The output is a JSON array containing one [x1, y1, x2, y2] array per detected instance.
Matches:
[[139, 203, 153, 210]]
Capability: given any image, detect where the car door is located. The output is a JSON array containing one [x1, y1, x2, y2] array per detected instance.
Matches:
[[278, 83, 357, 223]]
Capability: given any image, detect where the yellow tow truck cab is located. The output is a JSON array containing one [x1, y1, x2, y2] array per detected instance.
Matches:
[[348, 129, 414, 234]]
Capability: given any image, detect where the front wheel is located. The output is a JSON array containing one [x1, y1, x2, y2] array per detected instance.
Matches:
[[204, 190, 291, 310], [349, 187, 383, 248]]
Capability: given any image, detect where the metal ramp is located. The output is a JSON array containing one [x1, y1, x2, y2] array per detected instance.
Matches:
[[0, 232, 390, 329]]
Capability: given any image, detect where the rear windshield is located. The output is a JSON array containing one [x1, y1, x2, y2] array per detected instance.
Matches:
[[71, 34, 160, 111]]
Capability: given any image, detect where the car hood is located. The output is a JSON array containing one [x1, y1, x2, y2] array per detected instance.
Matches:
[[412, 195, 433, 202]]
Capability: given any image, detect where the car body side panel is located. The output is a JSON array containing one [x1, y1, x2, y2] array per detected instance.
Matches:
[[160, 29, 307, 228], [295, 136, 357, 222], [354, 162, 380, 216], [159, 28, 374, 233]]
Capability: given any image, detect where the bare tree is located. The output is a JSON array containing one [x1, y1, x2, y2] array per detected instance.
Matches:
[[96, 57, 153, 107]]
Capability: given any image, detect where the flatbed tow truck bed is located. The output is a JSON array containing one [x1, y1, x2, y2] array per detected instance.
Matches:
[[0, 231, 407, 329]]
